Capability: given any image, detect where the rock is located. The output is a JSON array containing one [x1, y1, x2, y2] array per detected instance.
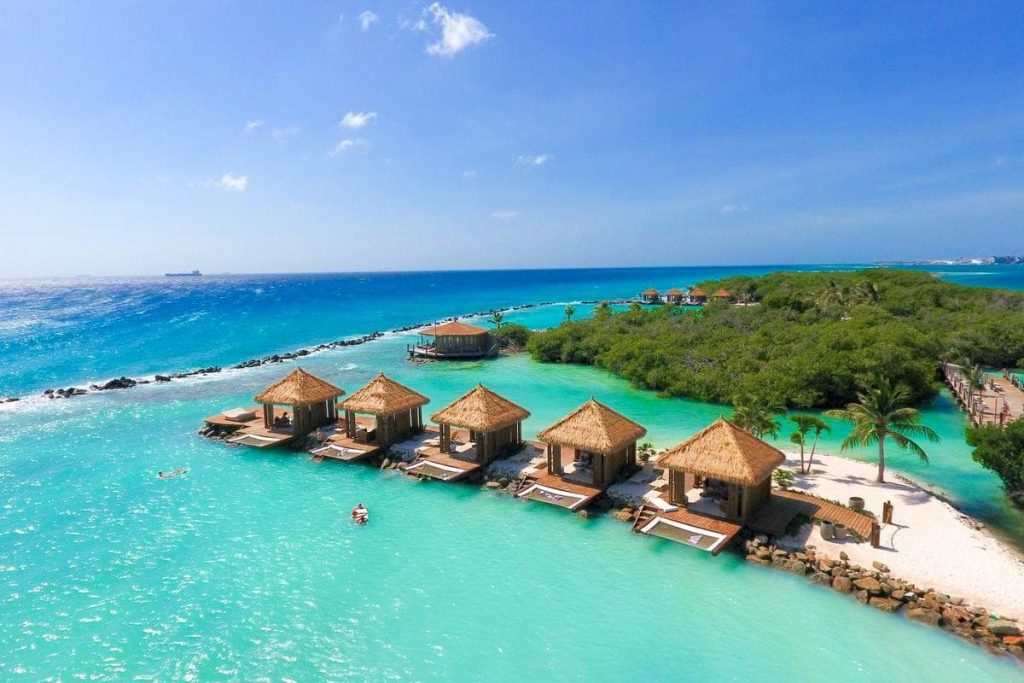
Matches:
[[839, 551, 849, 561], [869, 597, 902, 613], [934, 592, 952, 604], [1003, 635, 1024, 647], [855, 589, 870, 604], [745, 555, 770, 567], [612, 509, 633, 522], [907, 608, 942, 627], [755, 547, 772, 560], [754, 534, 768, 546], [380, 458, 392, 470], [989, 620, 1023, 637], [575, 509, 590, 519], [810, 572, 832, 586], [872, 561, 890, 573], [771, 557, 807, 575], [484, 481, 501, 489], [854, 577, 882, 594], [941, 606, 970, 625], [155, 375, 171, 382], [832, 576, 853, 593], [891, 590, 905, 602]]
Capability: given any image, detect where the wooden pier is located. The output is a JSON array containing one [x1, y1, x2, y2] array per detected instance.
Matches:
[[943, 362, 1023, 427]]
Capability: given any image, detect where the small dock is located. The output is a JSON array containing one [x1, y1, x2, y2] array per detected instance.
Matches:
[[943, 362, 1023, 427], [632, 501, 743, 556], [406, 447, 482, 481], [515, 473, 604, 511], [203, 407, 298, 448]]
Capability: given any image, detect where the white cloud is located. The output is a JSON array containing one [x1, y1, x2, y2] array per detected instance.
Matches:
[[329, 138, 369, 156], [720, 204, 750, 214], [271, 124, 302, 141], [244, 119, 264, 133], [516, 153, 552, 167], [422, 3, 493, 57], [210, 173, 248, 191], [339, 111, 377, 129], [462, 169, 477, 179], [359, 10, 379, 31], [491, 209, 517, 220]]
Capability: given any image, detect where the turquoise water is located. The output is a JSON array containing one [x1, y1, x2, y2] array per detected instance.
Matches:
[[3, 266, 1024, 679]]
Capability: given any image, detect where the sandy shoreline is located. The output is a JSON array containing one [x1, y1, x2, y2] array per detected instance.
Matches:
[[778, 450, 1024, 620]]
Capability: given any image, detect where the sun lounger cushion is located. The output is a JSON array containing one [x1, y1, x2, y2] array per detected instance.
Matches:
[[223, 407, 257, 422]]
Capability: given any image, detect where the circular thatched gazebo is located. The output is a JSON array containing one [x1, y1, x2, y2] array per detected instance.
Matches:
[[410, 320, 496, 359], [430, 384, 530, 465], [254, 368, 345, 437], [537, 398, 646, 489], [339, 373, 430, 447]]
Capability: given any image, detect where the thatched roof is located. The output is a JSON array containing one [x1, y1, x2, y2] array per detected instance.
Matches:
[[656, 417, 784, 486], [666, 288, 684, 297], [712, 288, 731, 298], [340, 373, 429, 415], [254, 368, 345, 405], [419, 320, 489, 337], [431, 384, 530, 432], [643, 288, 659, 296], [689, 287, 706, 297], [537, 399, 646, 454]]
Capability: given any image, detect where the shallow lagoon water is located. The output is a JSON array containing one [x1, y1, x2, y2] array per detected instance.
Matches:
[[2, 266, 1024, 679]]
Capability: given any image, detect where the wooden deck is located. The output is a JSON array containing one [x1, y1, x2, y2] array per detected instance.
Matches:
[[205, 407, 298, 448], [632, 503, 743, 556], [406, 449, 482, 482], [515, 473, 604, 511], [748, 489, 874, 539]]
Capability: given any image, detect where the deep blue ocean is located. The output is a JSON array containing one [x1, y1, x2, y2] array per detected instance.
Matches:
[[2, 264, 1024, 680]]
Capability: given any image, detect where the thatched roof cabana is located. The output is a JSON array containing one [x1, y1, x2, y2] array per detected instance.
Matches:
[[430, 384, 530, 465], [538, 398, 646, 454], [537, 398, 646, 489], [666, 288, 683, 297], [341, 373, 429, 415], [657, 417, 783, 486], [689, 287, 706, 297], [253, 368, 345, 435], [657, 418, 783, 521], [431, 384, 529, 432], [339, 373, 429, 446], [712, 288, 731, 299]]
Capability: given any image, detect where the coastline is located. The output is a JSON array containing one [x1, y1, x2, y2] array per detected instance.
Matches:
[[775, 450, 1024, 622]]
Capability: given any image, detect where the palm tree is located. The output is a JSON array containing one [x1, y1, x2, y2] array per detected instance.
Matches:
[[564, 304, 576, 322], [965, 364, 986, 413], [825, 378, 939, 483], [732, 397, 784, 439], [788, 415, 831, 474], [489, 311, 505, 329]]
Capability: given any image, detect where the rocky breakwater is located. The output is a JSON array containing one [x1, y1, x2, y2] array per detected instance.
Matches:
[[743, 536, 1024, 661]]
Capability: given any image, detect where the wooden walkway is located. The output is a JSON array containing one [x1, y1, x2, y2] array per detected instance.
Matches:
[[748, 489, 874, 539], [943, 363, 1023, 427]]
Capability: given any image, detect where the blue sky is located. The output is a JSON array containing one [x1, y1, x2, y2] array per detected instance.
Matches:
[[1, 1, 1023, 276]]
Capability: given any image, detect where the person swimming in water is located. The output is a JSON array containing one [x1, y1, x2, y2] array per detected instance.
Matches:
[[158, 468, 186, 479], [351, 503, 368, 524]]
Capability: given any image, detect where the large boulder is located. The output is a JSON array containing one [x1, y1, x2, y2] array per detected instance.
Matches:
[[854, 577, 883, 594], [869, 597, 902, 613], [771, 557, 807, 575], [907, 608, 942, 627], [832, 576, 853, 594], [989, 620, 1023, 637]]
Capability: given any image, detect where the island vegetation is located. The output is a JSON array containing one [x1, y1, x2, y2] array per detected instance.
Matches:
[[527, 269, 1024, 409]]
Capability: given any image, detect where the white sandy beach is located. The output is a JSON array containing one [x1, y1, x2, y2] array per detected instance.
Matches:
[[779, 450, 1024, 620]]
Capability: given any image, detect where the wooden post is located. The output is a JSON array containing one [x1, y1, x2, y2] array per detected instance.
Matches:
[[870, 521, 881, 548]]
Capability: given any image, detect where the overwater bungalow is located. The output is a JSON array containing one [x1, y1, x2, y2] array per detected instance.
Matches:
[[406, 384, 530, 481], [635, 418, 875, 553], [516, 399, 646, 511], [641, 288, 660, 304], [409, 320, 498, 360], [204, 368, 345, 449], [712, 288, 732, 302], [688, 287, 708, 305], [665, 288, 685, 305], [337, 373, 429, 451]]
